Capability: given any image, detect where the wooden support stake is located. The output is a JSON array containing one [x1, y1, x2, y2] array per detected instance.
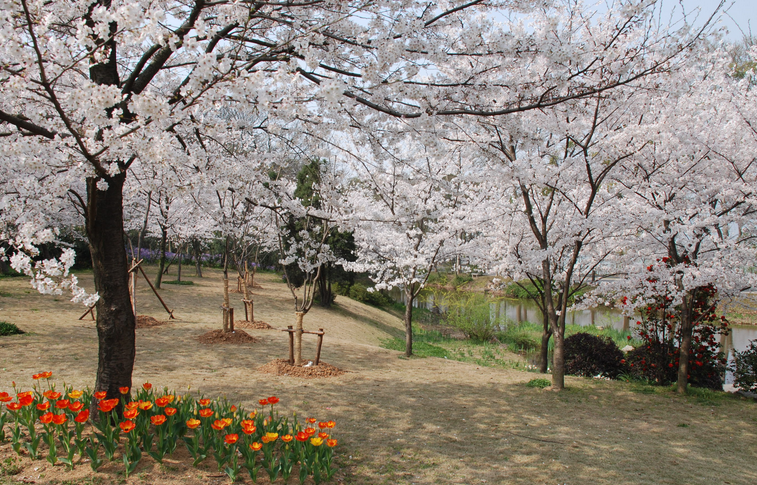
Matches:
[[229, 307, 234, 332], [315, 328, 324, 365], [287, 326, 294, 365], [138, 265, 175, 319], [78, 305, 95, 321]]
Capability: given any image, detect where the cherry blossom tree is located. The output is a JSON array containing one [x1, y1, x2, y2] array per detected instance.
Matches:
[[600, 49, 757, 393], [0, 0, 714, 396]]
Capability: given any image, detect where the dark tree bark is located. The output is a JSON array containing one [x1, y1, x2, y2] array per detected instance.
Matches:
[[87, 173, 135, 402], [404, 285, 415, 357], [676, 291, 694, 394], [192, 239, 203, 278], [539, 305, 552, 374], [155, 225, 167, 289]]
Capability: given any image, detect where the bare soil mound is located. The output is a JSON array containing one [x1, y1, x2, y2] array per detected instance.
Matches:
[[136, 315, 171, 328], [234, 320, 274, 330], [258, 359, 347, 378], [197, 329, 259, 344]]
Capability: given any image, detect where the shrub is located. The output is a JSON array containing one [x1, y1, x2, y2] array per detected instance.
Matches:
[[564, 332, 626, 379], [0, 321, 24, 336], [526, 378, 551, 388], [443, 294, 500, 342], [347, 283, 391, 306], [732, 340, 757, 392], [624, 283, 728, 390]]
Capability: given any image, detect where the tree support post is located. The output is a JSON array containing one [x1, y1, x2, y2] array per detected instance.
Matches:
[[287, 326, 294, 364], [137, 265, 175, 319], [315, 328, 324, 365]]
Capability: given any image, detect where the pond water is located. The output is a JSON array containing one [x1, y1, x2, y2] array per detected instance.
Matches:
[[390, 287, 757, 381]]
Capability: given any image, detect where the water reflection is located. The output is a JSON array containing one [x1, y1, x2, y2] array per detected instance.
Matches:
[[389, 287, 757, 366]]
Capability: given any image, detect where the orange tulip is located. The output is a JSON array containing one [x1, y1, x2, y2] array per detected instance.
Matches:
[[68, 390, 83, 399], [305, 427, 316, 436], [186, 418, 201, 429], [224, 434, 239, 445], [52, 414, 67, 425], [142, 383, 152, 390], [248, 411, 257, 419], [120, 421, 136, 433], [6, 402, 22, 411], [307, 417, 316, 424], [123, 409, 139, 420], [198, 398, 211, 406], [211, 419, 227, 431], [94, 391, 107, 400], [258, 398, 268, 406], [68, 401, 83, 412], [74, 409, 89, 423], [318, 421, 328, 429], [19, 394, 34, 407], [98, 399, 118, 413], [295, 432, 308, 442], [151, 415, 167, 426], [33, 371, 52, 380], [267, 396, 279, 404], [222, 417, 233, 426], [138, 401, 153, 411], [199, 408, 213, 418], [55, 399, 70, 409], [165, 407, 177, 416], [318, 432, 329, 439], [326, 420, 335, 428], [250, 442, 262, 451], [265, 432, 278, 442], [241, 424, 256, 435], [39, 412, 54, 424], [36, 402, 50, 411], [327, 438, 337, 447], [282, 434, 293, 443], [156, 396, 170, 407], [43, 390, 61, 400], [125, 401, 140, 410], [119, 387, 130, 395], [0, 392, 12, 403]]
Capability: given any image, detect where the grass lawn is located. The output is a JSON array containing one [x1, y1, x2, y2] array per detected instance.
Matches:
[[0, 267, 755, 484]]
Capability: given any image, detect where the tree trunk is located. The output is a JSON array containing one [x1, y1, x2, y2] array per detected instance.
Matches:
[[193, 239, 203, 278], [676, 292, 693, 394], [404, 287, 414, 357], [317, 263, 332, 308], [155, 225, 167, 289], [294, 311, 305, 365], [87, 173, 135, 403], [243, 261, 253, 322], [539, 306, 552, 373], [551, 321, 566, 389], [222, 236, 230, 332], [177, 244, 182, 282]]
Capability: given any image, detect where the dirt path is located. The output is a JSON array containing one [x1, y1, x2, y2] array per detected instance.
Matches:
[[1, 269, 756, 485]]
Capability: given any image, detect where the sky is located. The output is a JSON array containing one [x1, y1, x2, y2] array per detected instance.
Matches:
[[665, 0, 756, 39]]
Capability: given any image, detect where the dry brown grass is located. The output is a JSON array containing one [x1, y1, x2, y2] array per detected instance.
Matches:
[[0, 267, 756, 485]]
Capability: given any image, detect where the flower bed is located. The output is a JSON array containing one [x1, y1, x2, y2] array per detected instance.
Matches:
[[0, 374, 338, 483]]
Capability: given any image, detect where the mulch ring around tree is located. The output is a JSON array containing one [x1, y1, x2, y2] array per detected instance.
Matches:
[[234, 320, 274, 330], [257, 359, 347, 379], [197, 329, 259, 344], [136, 315, 172, 328]]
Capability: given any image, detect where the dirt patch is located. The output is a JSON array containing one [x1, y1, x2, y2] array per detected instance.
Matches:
[[197, 329, 259, 344], [258, 358, 347, 378], [235, 320, 274, 330], [136, 315, 172, 328]]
